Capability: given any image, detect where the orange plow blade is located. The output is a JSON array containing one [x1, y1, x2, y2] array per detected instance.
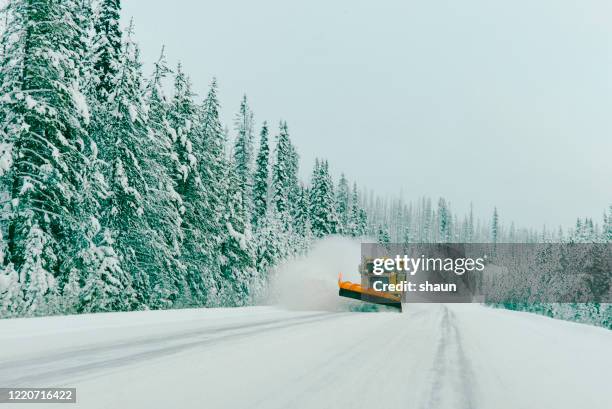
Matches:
[[338, 273, 402, 311]]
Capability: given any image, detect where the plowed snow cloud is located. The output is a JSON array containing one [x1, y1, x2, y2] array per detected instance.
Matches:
[[267, 237, 362, 311]]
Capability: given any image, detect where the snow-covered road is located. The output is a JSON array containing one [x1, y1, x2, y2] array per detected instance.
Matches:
[[0, 304, 610, 409]]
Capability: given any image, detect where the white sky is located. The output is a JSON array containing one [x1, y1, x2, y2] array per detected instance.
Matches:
[[122, 0, 612, 228]]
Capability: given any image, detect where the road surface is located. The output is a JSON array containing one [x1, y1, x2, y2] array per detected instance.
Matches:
[[0, 304, 610, 409]]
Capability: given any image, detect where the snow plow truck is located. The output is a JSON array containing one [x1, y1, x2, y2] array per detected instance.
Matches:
[[338, 258, 405, 311]]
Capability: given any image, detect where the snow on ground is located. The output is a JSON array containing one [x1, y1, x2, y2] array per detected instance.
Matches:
[[0, 303, 610, 409]]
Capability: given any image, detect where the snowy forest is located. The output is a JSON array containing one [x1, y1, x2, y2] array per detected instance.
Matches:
[[0, 1, 610, 325]]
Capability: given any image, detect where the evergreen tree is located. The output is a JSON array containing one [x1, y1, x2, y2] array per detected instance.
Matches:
[[0, 263, 22, 317], [347, 182, 367, 237], [143, 47, 186, 307], [60, 262, 80, 313], [77, 3, 140, 313], [422, 198, 433, 242], [0, 0, 102, 314], [272, 121, 296, 227], [68, 0, 95, 92], [438, 198, 450, 242], [68, 123, 133, 314], [357, 207, 368, 237], [166, 69, 209, 305], [92, 0, 122, 98], [254, 208, 284, 275], [403, 204, 414, 243], [252, 122, 270, 228], [196, 78, 227, 305], [286, 129, 300, 224], [18, 224, 57, 313], [377, 225, 391, 244], [509, 222, 516, 243], [336, 173, 350, 234], [293, 183, 311, 236], [403, 225, 413, 244], [232, 95, 254, 220], [219, 158, 257, 306], [491, 207, 499, 244], [0, 228, 23, 316], [79, 228, 133, 312], [168, 63, 199, 192], [93, 24, 163, 308], [467, 203, 474, 242], [604, 205, 612, 242], [556, 225, 564, 242], [309, 159, 339, 237]]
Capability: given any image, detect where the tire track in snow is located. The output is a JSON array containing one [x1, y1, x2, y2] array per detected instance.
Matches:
[[420, 305, 477, 409], [0, 312, 332, 371], [252, 313, 402, 409], [0, 312, 349, 387], [250, 308, 434, 409]]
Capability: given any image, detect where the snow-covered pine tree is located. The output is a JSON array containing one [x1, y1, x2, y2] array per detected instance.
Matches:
[[18, 224, 58, 313], [65, 0, 143, 313], [0, 227, 23, 316], [357, 207, 368, 238], [91, 23, 172, 309], [252, 121, 270, 228], [309, 159, 339, 237], [92, 0, 122, 99], [308, 159, 321, 235], [346, 183, 358, 236], [438, 198, 450, 242], [167, 63, 199, 192], [0, 263, 22, 317], [452, 214, 459, 241], [219, 157, 257, 306], [402, 203, 413, 243], [586, 218, 596, 240], [232, 95, 254, 222], [166, 65, 209, 306], [69, 0, 95, 89], [254, 207, 286, 275], [196, 78, 228, 306], [556, 225, 563, 242], [293, 183, 311, 238], [603, 205, 612, 242], [78, 227, 134, 313], [421, 198, 432, 242], [467, 202, 474, 243], [491, 207, 499, 244], [323, 160, 339, 234], [336, 173, 350, 234], [391, 198, 406, 243], [272, 121, 294, 228], [377, 224, 391, 244], [286, 128, 301, 226], [347, 182, 366, 237], [60, 263, 80, 313], [143, 47, 187, 308], [0, 0, 105, 315]]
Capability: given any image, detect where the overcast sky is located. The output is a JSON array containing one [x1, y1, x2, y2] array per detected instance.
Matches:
[[122, 0, 612, 229]]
